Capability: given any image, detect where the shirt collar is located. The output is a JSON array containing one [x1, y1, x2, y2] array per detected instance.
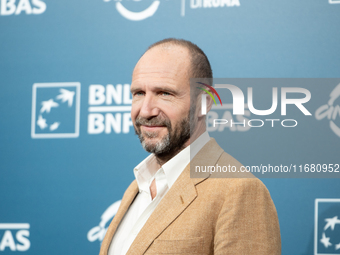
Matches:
[[133, 131, 210, 193], [133, 154, 159, 194]]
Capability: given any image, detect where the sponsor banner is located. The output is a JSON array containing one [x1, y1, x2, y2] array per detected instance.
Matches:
[[102, 0, 162, 21], [182, 0, 241, 17], [100, 0, 242, 21], [0, 0, 46, 16], [315, 199, 340, 255], [87, 200, 121, 245], [0, 223, 30, 252], [31, 82, 134, 139], [31, 83, 81, 139], [88, 84, 133, 135]]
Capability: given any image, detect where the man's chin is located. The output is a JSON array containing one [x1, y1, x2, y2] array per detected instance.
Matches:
[[142, 140, 159, 148], [142, 143, 161, 154], [142, 139, 162, 149], [141, 135, 170, 154]]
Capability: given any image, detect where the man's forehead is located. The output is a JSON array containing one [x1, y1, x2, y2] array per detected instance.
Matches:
[[133, 45, 191, 77]]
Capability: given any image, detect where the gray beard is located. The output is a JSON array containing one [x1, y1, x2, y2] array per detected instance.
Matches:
[[140, 130, 171, 155], [134, 114, 191, 156]]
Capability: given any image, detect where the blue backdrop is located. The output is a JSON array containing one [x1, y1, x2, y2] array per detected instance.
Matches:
[[1, 0, 340, 254]]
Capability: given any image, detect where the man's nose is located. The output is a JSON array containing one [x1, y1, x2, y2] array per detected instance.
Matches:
[[139, 94, 160, 118]]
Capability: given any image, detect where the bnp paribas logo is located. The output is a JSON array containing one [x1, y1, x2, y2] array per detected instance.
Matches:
[[31, 82, 81, 139], [315, 199, 340, 255]]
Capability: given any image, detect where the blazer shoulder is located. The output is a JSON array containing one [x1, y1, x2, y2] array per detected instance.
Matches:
[[207, 149, 256, 179], [199, 147, 272, 198], [201, 172, 270, 198], [217, 150, 243, 167]]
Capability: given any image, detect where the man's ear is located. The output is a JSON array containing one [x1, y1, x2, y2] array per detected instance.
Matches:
[[197, 90, 214, 117], [205, 90, 214, 113]]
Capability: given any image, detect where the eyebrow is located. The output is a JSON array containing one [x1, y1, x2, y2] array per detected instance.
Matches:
[[130, 86, 179, 95], [130, 87, 139, 94]]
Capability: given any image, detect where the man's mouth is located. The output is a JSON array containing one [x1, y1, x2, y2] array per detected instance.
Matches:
[[141, 125, 166, 131]]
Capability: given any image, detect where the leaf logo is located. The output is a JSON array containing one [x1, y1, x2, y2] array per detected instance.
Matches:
[[197, 82, 223, 106]]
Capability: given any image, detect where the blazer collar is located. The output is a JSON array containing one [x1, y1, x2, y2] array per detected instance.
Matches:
[[99, 181, 139, 255], [100, 138, 224, 255]]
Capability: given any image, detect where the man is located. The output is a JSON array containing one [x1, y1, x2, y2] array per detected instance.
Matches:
[[100, 38, 281, 255]]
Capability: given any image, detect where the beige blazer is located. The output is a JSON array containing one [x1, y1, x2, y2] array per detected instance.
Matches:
[[100, 138, 281, 255]]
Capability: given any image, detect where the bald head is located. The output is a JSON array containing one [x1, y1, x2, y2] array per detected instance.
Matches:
[[140, 38, 213, 80], [133, 44, 191, 85]]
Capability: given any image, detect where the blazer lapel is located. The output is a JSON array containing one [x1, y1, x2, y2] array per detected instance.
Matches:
[[100, 180, 139, 255], [126, 138, 224, 255], [126, 164, 196, 255]]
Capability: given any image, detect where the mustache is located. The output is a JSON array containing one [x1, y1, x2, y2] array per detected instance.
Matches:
[[135, 116, 171, 127]]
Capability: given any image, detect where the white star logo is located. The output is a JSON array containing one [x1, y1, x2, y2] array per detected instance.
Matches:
[[40, 99, 59, 113], [56, 89, 75, 107], [31, 82, 80, 139], [336, 242, 340, 250], [320, 232, 332, 248], [50, 122, 60, 131], [37, 115, 48, 130], [324, 216, 340, 231]]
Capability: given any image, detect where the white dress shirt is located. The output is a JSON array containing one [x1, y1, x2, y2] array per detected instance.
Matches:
[[108, 131, 210, 255]]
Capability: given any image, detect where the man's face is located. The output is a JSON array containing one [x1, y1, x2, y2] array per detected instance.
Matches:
[[130, 46, 192, 156]]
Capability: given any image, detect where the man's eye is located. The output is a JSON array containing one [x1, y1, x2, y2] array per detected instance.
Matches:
[[134, 91, 144, 96], [161, 92, 171, 96]]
